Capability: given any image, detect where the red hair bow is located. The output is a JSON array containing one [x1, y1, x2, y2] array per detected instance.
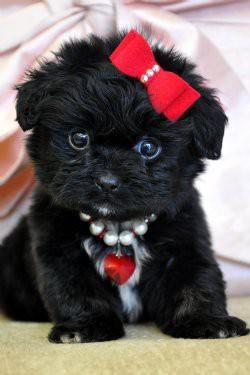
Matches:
[[110, 30, 200, 121]]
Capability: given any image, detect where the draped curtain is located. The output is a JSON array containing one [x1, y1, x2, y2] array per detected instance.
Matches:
[[0, 0, 249, 294]]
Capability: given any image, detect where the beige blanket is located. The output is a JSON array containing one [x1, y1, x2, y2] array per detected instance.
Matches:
[[0, 296, 250, 375]]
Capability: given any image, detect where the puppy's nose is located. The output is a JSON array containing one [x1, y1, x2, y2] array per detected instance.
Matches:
[[95, 174, 120, 192]]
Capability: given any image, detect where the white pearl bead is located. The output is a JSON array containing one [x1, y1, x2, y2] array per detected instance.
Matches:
[[79, 212, 91, 222], [133, 220, 148, 236], [89, 221, 104, 236], [140, 74, 148, 83], [103, 231, 118, 246], [146, 69, 154, 77], [152, 64, 160, 73], [119, 230, 134, 246], [149, 213, 157, 222]]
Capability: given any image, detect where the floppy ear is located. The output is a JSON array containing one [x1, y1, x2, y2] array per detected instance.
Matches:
[[191, 89, 228, 160], [153, 47, 227, 160], [16, 78, 50, 131]]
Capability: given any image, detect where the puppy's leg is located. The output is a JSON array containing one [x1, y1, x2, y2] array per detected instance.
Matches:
[[162, 263, 249, 339], [34, 238, 124, 343], [49, 310, 124, 344], [143, 257, 249, 339]]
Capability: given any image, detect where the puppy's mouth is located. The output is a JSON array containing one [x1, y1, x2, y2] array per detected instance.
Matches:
[[80, 202, 148, 221], [93, 204, 117, 217], [79, 202, 119, 220]]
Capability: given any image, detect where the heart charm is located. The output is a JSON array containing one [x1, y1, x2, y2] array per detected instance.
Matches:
[[104, 253, 136, 285]]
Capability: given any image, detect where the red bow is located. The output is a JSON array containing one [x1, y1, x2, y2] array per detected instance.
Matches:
[[110, 30, 200, 121]]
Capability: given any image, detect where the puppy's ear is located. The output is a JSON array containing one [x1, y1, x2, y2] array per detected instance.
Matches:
[[191, 89, 228, 160], [153, 47, 227, 160], [16, 79, 49, 131]]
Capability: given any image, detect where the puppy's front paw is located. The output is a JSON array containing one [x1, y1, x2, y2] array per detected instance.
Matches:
[[48, 312, 125, 343], [163, 316, 249, 339]]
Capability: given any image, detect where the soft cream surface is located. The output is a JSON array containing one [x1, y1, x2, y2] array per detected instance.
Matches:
[[0, 297, 249, 375]]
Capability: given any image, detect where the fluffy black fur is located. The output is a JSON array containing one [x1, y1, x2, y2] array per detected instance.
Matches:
[[0, 31, 248, 343]]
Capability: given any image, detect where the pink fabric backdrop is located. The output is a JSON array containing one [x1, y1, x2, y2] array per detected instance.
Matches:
[[0, 0, 249, 294]]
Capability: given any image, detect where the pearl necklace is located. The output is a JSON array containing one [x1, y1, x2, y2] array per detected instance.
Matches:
[[79, 212, 157, 247], [79, 212, 157, 285]]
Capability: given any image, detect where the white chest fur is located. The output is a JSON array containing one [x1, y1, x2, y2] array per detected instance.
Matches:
[[83, 235, 151, 323], [118, 284, 142, 323]]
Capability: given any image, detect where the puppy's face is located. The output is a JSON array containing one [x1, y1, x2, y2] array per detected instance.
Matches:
[[16, 34, 227, 220]]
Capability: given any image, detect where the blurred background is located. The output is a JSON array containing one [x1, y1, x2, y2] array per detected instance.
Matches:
[[0, 0, 249, 295]]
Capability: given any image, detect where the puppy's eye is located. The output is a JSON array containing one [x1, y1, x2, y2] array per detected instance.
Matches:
[[134, 138, 161, 160], [68, 131, 89, 151]]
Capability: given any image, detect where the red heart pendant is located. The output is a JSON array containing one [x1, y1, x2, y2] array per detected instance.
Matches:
[[104, 253, 136, 285]]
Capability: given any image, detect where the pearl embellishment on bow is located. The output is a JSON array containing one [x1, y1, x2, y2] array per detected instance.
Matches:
[[140, 64, 160, 83]]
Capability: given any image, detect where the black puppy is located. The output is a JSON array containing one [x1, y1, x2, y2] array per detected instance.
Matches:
[[0, 30, 248, 343]]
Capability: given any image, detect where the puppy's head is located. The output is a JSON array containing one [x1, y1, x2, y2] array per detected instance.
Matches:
[[16, 32, 227, 220]]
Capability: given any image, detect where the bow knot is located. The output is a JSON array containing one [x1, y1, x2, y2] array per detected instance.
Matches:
[[110, 30, 200, 121]]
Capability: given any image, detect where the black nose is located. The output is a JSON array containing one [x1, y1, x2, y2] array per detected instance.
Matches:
[[95, 174, 120, 192]]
